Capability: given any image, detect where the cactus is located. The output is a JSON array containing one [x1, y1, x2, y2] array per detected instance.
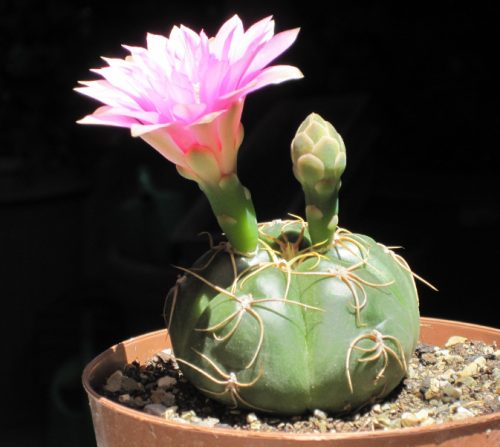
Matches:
[[76, 17, 431, 415], [167, 113, 428, 415]]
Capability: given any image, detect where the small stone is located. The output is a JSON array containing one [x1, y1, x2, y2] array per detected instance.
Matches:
[[458, 362, 479, 378], [473, 356, 487, 368], [401, 409, 429, 427], [407, 365, 416, 379], [157, 376, 177, 389], [104, 370, 123, 393], [372, 404, 382, 414], [400, 415, 418, 428], [157, 349, 174, 363], [144, 403, 167, 417], [181, 410, 197, 421], [443, 354, 464, 364], [456, 375, 477, 387], [424, 378, 442, 400], [118, 393, 131, 403], [246, 412, 261, 430], [317, 420, 328, 433], [197, 417, 220, 427], [420, 417, 436, 427], [150, 388, 176, 407], [313, 409, 328, 420], [246, 412, 260, 424], [122, 376, 142, 392], [190, 416, 203, 424], [438, 368, 456, 380], [161, 392, 176, 407], [442, 383, 462, 399], [164, 406, 178, 419], [452, 406, 474, 420], [445, 336, 468, 347], [494, 350, 500, 358], [373, 416, 392, 428], [421, 353, 437, 364]]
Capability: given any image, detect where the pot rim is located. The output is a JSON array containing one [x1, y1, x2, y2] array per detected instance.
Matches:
[[82, 316, 499, 441]]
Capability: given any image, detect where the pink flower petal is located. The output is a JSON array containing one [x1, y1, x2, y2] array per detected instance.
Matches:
[[211, 15, 243, 60], [172, 103, 207, 122], [247, 28, 300, 73], [77, 15, 303, 180], [75, 81, 140, 110], [217, 99, 244, 174], [130, 122, 170, 137], [138, 128, 188, 166], [243, 65, 304, 93], [77, 106, 138, 127]]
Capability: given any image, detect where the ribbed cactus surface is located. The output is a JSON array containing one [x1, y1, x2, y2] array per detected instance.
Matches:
[[167, 114, 422, 415], [168, 227, 421, 414]]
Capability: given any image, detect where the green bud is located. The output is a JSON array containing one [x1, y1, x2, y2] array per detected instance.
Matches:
[[291, 113, 346, 185], [291, 113, 346, 246]]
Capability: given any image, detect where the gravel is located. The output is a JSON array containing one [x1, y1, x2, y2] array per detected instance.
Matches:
[[99, 336, 499, 433]]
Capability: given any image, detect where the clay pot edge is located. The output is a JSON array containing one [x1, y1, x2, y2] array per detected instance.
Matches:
[[82, 316, 500, 441]]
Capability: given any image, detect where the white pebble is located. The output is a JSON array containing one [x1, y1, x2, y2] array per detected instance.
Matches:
[[401, 409, 428, 427], [144, 404, 167, 417], [452, 406, 474, 420], [473, 356, 486, 368], [198, 417, 220, 427], [313, 409, 328, 420], [246, 412, 259, 424], [442, 384, 462, 399], [458, 362, 479, 378], [104, 370, 123, 393], [445, 336, 467, 347], [118, 393, 131, 403]]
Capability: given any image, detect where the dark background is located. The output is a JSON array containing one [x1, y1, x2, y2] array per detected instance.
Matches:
[[1, 1, 498, 445]]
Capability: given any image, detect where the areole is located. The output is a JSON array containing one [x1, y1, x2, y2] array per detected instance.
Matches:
[[82, 317, 500, 447]]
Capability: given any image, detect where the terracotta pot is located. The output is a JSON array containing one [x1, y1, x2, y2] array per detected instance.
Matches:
[[82, 317, 499, 446]]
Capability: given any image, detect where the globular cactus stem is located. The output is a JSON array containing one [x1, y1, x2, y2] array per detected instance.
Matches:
[[291, 113, 346, 247], [166, 113, 428, 415]]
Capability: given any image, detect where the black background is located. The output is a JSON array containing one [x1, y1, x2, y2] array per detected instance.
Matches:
[[1, 1, 498, 445]]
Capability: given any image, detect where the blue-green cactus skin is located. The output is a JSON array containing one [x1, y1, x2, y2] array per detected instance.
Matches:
[[167, 220, 420, 415]]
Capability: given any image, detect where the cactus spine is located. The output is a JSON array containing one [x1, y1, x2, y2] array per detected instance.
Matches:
[[167, 114, 424, 415]]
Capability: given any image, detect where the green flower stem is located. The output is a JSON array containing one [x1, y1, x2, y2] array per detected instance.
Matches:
[[303, 181, 341, 247], [199, 174, 258, 255]]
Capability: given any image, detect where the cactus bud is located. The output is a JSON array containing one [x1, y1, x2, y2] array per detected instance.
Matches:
[[291, 113, 346, 181], [291, 113, 346, 247]]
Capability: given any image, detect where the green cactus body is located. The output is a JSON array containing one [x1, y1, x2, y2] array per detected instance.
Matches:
[[167, 113, 423, 415], [168, 220, 420, 414]]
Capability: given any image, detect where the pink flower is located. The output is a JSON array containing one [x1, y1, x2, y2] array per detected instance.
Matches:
[[76, 15, 302, 183]]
